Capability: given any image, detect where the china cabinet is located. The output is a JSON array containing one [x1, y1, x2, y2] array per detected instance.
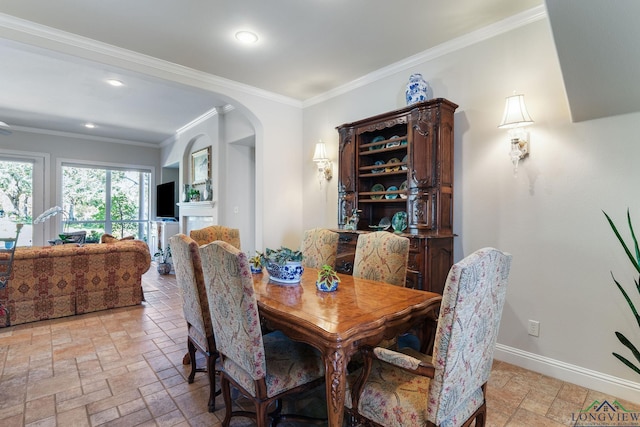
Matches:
[[335, 98, 457, 294]]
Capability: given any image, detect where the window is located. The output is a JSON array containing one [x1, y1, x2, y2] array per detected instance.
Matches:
[[62, 164, 151, 243], [0, 159, 33, 246]]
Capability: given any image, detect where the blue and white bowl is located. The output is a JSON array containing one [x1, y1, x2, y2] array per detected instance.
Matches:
[[265, 261, 304, 284], [316, 279, 339, 292]]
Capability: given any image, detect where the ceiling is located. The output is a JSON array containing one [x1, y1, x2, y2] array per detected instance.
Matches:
[[0, 1, 637, 146]]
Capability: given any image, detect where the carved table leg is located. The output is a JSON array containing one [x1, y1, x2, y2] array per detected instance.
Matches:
[[325, 347, 347, 427]]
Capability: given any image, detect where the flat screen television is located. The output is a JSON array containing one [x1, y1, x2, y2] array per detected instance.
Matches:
[[156, 181, 176, 220]]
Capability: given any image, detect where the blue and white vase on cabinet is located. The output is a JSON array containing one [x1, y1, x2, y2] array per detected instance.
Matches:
[[405, 73, 431, 105]]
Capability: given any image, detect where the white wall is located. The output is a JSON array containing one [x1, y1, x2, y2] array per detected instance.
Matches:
[[302, 18, 640, 401]]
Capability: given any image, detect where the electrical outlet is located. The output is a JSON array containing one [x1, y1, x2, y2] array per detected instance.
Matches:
[[528, 320, 540, 337]]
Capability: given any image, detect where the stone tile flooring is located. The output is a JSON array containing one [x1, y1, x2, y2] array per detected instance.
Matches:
[[1, 266, 638, 426]]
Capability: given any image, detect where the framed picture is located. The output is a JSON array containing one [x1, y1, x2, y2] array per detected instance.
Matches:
[[191, 147, 211, 185]]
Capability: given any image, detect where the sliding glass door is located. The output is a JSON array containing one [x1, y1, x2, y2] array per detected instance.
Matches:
[[61, 164, 151, 243]]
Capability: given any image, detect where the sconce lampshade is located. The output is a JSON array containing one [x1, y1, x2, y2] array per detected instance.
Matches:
[[313, 141, 329, 162], [498, 94, 534, 129]]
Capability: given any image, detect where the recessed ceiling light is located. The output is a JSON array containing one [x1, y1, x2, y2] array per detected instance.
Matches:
[[85, 123, 96, 129], [106, 79, 124, 87], [235, 31, 259, 44]]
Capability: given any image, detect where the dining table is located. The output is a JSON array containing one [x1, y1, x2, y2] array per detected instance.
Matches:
[[252, 267, 442, 427]]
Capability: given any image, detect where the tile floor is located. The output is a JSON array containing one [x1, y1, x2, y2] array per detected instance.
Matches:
[[1, 266, 638, 427]]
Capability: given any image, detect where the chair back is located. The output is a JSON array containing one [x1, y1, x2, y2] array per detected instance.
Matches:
[[200, 241, 266, 381], [169, 234, 214, 343], [428, 247, 512, 426], [190, 225, 241, 249], [352, 231, 409, 287], [301, 228, 339, 269]]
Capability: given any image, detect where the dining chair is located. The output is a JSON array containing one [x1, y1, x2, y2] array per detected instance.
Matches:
[[169, 234, 220, 412], [352, 231, 410, 287], [199, 240, 326, 427], [189, 225, 241, 249], [301, 228, 339, 269], [345, 247, 512, 427]]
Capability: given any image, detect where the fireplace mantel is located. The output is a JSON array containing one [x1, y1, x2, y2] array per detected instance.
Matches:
[[177, 201, 216, 217]]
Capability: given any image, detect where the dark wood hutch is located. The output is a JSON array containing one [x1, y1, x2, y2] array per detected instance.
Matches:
[[334, 98, 458, 295]]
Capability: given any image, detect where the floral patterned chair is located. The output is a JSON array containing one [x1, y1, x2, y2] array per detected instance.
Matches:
[[352, 231, 410, 287], [169, 234, 220, 412], [189, 225, 241, 249], [200, 241, 326, 427], [301, 228, 339, 269], [345, 247, 512, 427]]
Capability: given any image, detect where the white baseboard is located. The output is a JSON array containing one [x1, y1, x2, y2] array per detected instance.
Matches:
[[494, 344, 640, 404]]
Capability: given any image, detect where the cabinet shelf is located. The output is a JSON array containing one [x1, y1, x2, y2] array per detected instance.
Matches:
[[359, 170, 407, 178], [359, 198, 406, 203], [359, 145, 407, 156]]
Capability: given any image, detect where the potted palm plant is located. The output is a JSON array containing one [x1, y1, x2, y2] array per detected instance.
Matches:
[[260, 247, 304, 284], [603, 209, 640, 377], [154, 246, 172, 275], [316, 264, 340, 292]]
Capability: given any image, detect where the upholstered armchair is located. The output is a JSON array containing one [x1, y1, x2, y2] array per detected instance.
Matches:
[[345, 247, 512, 427], [301, 228, 339, 269], [200, 241, 325, 427], [169, 234, 219, 412], [353, 231, 409, 287], [189, 225, 241, 249]]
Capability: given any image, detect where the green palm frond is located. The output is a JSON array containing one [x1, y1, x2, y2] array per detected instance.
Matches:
[[613, 353, 640, 376], [611, 273, 640, 328], [615, 332, 640, 366], [604, 210, 640, 275]]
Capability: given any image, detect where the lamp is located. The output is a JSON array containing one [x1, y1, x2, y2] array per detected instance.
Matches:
[[498, 93, 534, 175], [312, 140, 333, 182], [34, 206, 65, 224], [0, 121, 12, 136]]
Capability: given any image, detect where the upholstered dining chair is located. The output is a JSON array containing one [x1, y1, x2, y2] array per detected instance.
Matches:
[[200, 240, 326, 427], [352, 231, 410, 287], [301, 228, 339, 269], [189, 225, 241, 249], [169, 234, 219, 412], [345, 247, 512, 427]]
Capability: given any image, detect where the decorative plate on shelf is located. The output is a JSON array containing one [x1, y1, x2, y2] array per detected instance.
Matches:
[[379, 217, 391, 230], [372, 160, 385, 173], [368, 225, 386, 231], [401, 154, 408, 170], [369, 135, 385, 151], [385, 186, 399, 199], [385, 158, 401, 172], [399, 180, 408, 199], [386, 141, 401, 148], [392, 211, 408, 233], [371, 183, 385, 199]]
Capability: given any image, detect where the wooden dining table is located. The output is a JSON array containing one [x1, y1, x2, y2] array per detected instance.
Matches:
[[252, 267, 442, 427]]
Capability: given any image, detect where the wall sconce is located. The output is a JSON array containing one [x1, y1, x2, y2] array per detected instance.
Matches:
[[498, 93, 534, 175], [312, 140, 333, 182]]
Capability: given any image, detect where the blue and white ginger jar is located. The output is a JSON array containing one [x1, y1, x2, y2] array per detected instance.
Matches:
[[405, 73, 430, 105]]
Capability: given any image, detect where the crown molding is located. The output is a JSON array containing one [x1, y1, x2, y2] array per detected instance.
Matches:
[[7, 124, 160, 148], [302, 5, 547, 108], [0, 13, 303, 109]]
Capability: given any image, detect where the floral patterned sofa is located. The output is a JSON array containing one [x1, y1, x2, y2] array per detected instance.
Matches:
[[0, 239, 151, 327]]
